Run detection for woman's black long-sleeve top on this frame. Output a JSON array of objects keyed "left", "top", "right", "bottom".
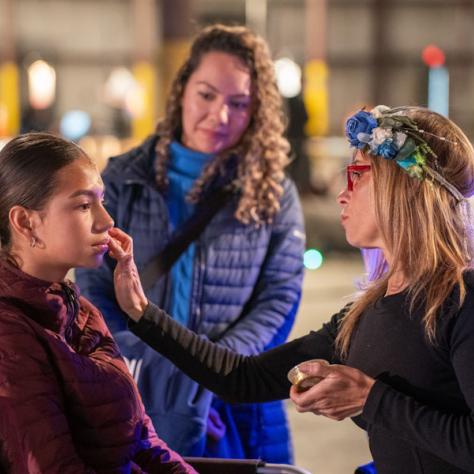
[{"left": 130, "top": 272, "right": 474, "bottom": 473}]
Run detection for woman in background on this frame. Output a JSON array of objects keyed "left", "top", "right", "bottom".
[
  {"left": 76, "top": 24, "right": 305, "bottom": 462},
  {"left": 0, "top": 133, "right": 194, "bottom": 473}
]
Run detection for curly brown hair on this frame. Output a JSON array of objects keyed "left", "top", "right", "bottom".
[{"left": 155, "top": 24, "right": 290, "bottom": 225}]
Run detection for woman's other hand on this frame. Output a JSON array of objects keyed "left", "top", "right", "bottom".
[
  {"left": 108, "top": 227, "right": 147, "bottom": 322},
  {"left": 206, "top": 406, "right": 227, "bottom": 442},
  {"left": 289, "top": 361, "right": 375, "bottom": 421}
]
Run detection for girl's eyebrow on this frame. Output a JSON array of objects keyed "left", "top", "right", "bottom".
[{"left": 68, "top": 189, "right": 105, "bottom": 199}]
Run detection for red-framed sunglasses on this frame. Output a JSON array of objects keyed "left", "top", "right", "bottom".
[{"left": 346, "top": 164, "right": 371, "bottom": 191}]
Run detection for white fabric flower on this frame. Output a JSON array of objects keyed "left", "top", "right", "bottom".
[
  {"left": 357, "top": 132, "right": 371, "bottom": 144},
  {"left": 368, "top": 127, "right": 393, "bottom": 153},
  {"left": 371, "top": 105, "right": 391, "bottom": 119},
  {"left": 394, "top": 132, "right": 408, "bottom": 149},
  {"left": 371, "top": 127, "right": 393, "bottom": 145}
]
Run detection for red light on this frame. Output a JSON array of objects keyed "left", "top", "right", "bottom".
[{"left": 422, "top": 44, "right": 445, "bottom": 68}]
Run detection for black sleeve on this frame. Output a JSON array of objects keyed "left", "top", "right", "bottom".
[{"left": 129, "top": 302, "right": 346, "bottom": 403}]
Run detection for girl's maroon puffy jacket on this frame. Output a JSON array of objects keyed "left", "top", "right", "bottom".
[{"left": 0, "top": 259, "right": 196, "bottom": 474}]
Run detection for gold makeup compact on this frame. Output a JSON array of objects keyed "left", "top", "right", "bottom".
[{"left": 287, "top": 359, "right": 329, "bottom": 392}]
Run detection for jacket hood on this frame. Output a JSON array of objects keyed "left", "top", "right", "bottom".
[
  {"left": 0, "top": 259, "right": 80, "bottom": 338},
  {"left": 105, "top": 135, "right": 158, "bottom": 186}
]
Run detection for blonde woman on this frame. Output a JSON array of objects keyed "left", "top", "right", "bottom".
[
  {"left": 111, "top": 106, "right": 474, "bottom": 473},
  {"left": 77, "top": 24, "right": 305, "bottom": 462}
]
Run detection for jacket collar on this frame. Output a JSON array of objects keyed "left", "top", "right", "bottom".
[
  {"left": 0, "top": 259, "right": 79, "bottom": 338},
  {"left": 114, "top": 135, "right": 158, "bottom": 186}
]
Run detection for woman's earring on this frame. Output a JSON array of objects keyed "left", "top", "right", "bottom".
[{"left": 30, "top": 236, "right": 37, "bottom": 248}]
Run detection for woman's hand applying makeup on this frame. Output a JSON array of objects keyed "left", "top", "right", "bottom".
[{"left": 107, "top": 227, "right": 148, "bottom": 322}]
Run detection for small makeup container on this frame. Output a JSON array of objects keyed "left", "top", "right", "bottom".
[{"left": 287, "top": 359, "right": 330, "bottom": 392}]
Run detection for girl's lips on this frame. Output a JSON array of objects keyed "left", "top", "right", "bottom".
[
  {"left": 92, "top": 240, "right": 110, "bottom": 253},
  {"left": 92, "top": 244, "right": 109, "bottom": 253}
]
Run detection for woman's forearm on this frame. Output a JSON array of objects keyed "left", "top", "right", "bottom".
[{"left": 129, "top": 302, "right": 319, "bottom": 402}]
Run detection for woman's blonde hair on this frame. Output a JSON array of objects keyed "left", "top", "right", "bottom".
[
  {"left": 154, "top": 24, "right": 290, "bottom": 225},
  {"left": 337, "top": 107, "right": 474, "bottom": 357}
]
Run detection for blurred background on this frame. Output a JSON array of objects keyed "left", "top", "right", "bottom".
[{"left": 1, "top": 1, "right": 473, "bottom": 472}]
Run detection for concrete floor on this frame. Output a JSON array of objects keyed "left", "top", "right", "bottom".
[{"left": 285, "top": 255, "right": 373, "bottom": 474}]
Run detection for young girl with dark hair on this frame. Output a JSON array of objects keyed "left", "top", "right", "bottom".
[{"left": 0, "top": 133, "right": 194, "bottom": 473}]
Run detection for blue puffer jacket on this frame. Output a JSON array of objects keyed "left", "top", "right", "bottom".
[{"left": 76, "top": 136, "right": 305, "bottom": 463}]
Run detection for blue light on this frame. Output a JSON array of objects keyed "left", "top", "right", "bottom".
[
  {"left": 60, "top": 109, "right": 91, "bottom": 141},
  {"left": 304, "top": 249, "right": 324, "bottom": 270},
  {"left": 428, "top": 66, "right": 449, "bottom": 117}
]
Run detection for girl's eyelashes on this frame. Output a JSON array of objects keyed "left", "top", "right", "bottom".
[
  {"left": 76, "top": 197, "right": 106, "bottom": 211},
  {"left": 79, "top": 202, "right": 92, "bottom": 211},
  {"left": 78, "top": 202, "right": 92, "bottom": 211}
]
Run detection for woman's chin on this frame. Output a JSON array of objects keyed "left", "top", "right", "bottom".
[
  {"left": 345, "top": 235, "right": 361, "bottom": 249},
  {"left": 345, "top": 233, "right": 379, "bottom": 250}
]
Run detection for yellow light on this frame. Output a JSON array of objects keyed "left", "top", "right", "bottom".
[
  {"left": 0, "top": 62, "right": 20, "bottom": 135},
  {"left": 131, "top": 62, "right": 156, "bottom": 140},
  {"left": 304, "top": 60, "right": 329, "bottom": 137}
]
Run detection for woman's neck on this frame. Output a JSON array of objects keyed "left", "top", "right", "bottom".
[
  {"left": 385, "top": 269, "right": 407, "bottom": 296},
  {"left": 169, "top": 141, "right": 214, "bottom": 180},
  {"left": 382, "top": 251, "right": 407, "bottom": 296}
]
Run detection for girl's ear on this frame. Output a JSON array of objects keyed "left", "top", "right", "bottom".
[{"left": 8, "top": 206, "right": 41, "bottom": 247}]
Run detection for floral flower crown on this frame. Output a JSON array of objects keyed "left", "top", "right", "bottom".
[{"left": 345, "top": 105, "right": 464, "bottom": 202}]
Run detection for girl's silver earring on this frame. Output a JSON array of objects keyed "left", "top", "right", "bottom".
[{"left": 30, "top": 236, "right": 37, "bottom": 248}]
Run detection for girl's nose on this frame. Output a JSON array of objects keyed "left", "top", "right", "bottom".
[{"left": 96, "top": 206, "right": 114, "bottom": 232}]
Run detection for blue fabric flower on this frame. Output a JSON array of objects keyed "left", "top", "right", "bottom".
[
  {"left": 345, "top": 111, "right": 378, "bottom": 149},
  {"left": 376, "top": 139, "right": 398, "bottom": 159}
]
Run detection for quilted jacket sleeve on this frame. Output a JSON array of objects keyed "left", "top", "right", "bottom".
[
  {"left": 216, "top": 178, "right": 305, "bottom": 355},
  {"left": 75, "top": 159, "right": 129, "bottom": 335},
  {"left": 133, "top": 413, "right": 197, "bottom": 473},
  {"left": 0, "top": 311, "right": 93, "bottom": 473}
]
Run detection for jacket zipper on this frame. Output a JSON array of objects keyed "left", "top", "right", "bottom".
[
  {"left": 189, "top": 241, "right": 204, "bottom": 332},
  {"left": 61, "top": 283, "right": 78, "bottom": 341}
]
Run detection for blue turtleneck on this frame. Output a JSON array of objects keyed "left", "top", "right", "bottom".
[{"left": 166, "top": 141, "right": 213, "bottom": 326}]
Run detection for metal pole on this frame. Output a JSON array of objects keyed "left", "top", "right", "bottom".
[
  {"left": 245, "top": 0, "right": 267, "bottom": 37},
  {"left": 304, "top": 0, "right": 328, "bottom": 136},
  {"left": 305, "top": 0, "right": 326, "bottom": 62},
  {"left": 131, "top": 0, "right": 160, "bottom": 139},
  {"left": 160, "top": 0, "right": 193, "bottom": 109},
  {"left": 0, "top": 0, "right": 15, "bottom": 62}
]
